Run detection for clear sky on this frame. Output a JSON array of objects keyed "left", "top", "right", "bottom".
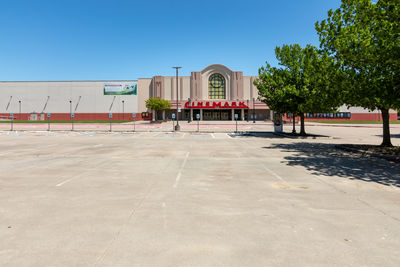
[{"left": 0, "top": 0, "right": 341, "bottom": 81}]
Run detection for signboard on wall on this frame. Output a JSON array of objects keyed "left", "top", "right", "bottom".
[
  {"left": 104, "top": 82, "right": 137, "bottom": 95},
  {"left": 185, "top": 101, "right": 249, "bottom": 109}
]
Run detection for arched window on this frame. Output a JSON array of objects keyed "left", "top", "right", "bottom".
[{"left": 209, "top": 73, "right": 225, "bottom": 99}]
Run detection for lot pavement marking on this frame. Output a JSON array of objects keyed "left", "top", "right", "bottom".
[
  {"left": 55, "top": 178, "right": 74, "bottom": 187},
  {"left": 210, "top": 133, "right": 215, "bottom": 139},
  {"left": 55, "top": 173, "right": 83, "bottom": 187},
  {"left": 173, "top": 151, "right": 190, "bottom": 188},
  {"left": 262, "top": 165, "right": 289, "bottom": 184},
  {"left": 232, "top": 138, "right": 292, "bottom": 185},
  {"left": 41, "top": 143, "right": 59, "bottom": 148}
]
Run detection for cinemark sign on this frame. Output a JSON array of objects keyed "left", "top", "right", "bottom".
[{"left": 185, "top": 101, "right": 249, "bottom": 109}]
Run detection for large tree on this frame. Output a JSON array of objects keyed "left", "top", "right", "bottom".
[
  {"left": 255, "top": 44, "right": 341, "bottom": 135},
  {"left": 315, "top": 0, "right": 400, "bottom": 146}
]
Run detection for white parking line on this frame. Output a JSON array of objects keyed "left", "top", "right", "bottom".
[
  {"left": 55, "top": 173, "right": 82, "bottom": 187},
  {"left": 226, "top": 133, "right": 233, "bottom": 139},
  {"left": 44, "top": 144, "right": 58, "bottom": 147},
  {"left": 210, "top": 133, "right": 215, "bottom": 139},
  {"left": 263, "top": 166, "right": 288, "bottom": 183},
  {"left": 93, "top": 144, "right": 103, "bottom": 148},
  {"left": 56, "top": 178, "right": 74, "bottom": 187},
  {"left": 173, "top": 152, "right": 190, "bottom": 188}
]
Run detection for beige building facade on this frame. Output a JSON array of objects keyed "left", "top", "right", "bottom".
[{"left": 140, "top": 64, "right": 270, "bottom": 121}]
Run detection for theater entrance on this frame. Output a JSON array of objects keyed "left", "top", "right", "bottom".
[{"left": 203, "top": 110, "right": 231, "bottom": 121}]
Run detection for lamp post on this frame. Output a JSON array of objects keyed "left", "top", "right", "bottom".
[
  {"left": 122, "top": 100, "right": 125, "bottom": 120},
  {"left": 69, "top": 100, "right": 73, "bottom": 131},
  {"left": 18, "top": 101, "right": 21, "bottom": 120},
  {"left": 172, "top": 66, "right": 182, "bottom": 131}
]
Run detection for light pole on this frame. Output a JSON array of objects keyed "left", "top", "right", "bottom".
[
  {"left": 122, "top": 100, "right": 125, "bottom": 120},
  {"left": 69, "top": 100, "right": 72, "bottom": 116},
  {"left": 69, "top": 100, "right": 73, "bottom": 131},
  {"left": 172, "top": 66, "right": 182, "bottom": 131},
  {"left": 18, "top": 101, "right": 21, "bottom": 120}
]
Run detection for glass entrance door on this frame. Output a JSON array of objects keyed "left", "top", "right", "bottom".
[
  {"left": 212, "top": 111, "right": 221, "bottom": 120},
  {"left": 198, "top": 109, "right": 234, "bottom": 120},
  {"left": 221, "top": 111, "right": 229, "bottom": 120},
  {"left": 203, "top": 110, "right": 212, "bottom": 120}
]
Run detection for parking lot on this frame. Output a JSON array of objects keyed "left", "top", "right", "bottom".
[{"left": 0, "top": 126, "right": 399, "bottom": 266}]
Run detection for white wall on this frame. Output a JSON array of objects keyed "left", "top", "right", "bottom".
[{"left": 0, "top": 81, "right": 138, "bottom": 114}]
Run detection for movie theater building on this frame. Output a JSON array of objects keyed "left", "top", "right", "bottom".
[{"left": 141, "top": 64, "right": 270, "bottom": 121}]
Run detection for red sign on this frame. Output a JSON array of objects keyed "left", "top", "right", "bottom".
[{"left": 185, "top": 101, "right": 248, "bottom": 109}]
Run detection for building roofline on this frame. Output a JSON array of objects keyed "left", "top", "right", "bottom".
[
  {"left": 0, "top": 80, "right": 138, "bottom": 83},
  {"left": 201, "top": 64, "right": 233, "bottom": 73}
]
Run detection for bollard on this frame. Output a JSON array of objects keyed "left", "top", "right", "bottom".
[
  {"left": 109, "top": 113, "right": 112, "bottom": 132},
  {"left": 172, "top": 113, "right": 176, "bottom": 132},
  {"left": 71, "top": 113, "right": 75, "bottom": 131},
  {"left": 196, "top": 113, "right": 200, "bottom": 132},
  {"left": 10, "top": 113, "right": 14, "bottom": 131},
  {"left": 235, "top": 114, "right": 238, "bottom": 133},
  {"left": 47, "top": 113, "right": 51, "bottom": 131}
]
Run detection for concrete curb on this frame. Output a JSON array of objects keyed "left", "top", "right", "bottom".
[{"left": 272, "top": 132, "right": 330, "bottom": 139}]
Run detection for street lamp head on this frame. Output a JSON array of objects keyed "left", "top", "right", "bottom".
[{"left": 172, "top": 66, "right": 182, "bottom": 69}]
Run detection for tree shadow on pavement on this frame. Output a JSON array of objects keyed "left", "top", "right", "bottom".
[
  {"left": 376, "top": 134, "right": 400, "bottom": 139},
  {"left": 264, "top": 142, "right": 400, "bottom": 187},
  {"left": 229, "top": 132, "right": 284, "bottom": 139},
  {"left": 231, "top": 132, "right": 330, "bottom": 139}
]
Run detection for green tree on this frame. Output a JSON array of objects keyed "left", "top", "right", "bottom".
[
  {"left": 316, "top": 0, "right": 400, "bottom": 146},
  {"left": 255, "top": 44, "right": 341, "bottom": 135},
  {"left": 145, "top": 97, "right": 171, "bottom": 120}
]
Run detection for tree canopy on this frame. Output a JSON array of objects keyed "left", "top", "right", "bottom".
[
  {"left": 255, "top": 44, "right": 341, "bottom": 135},
  {"left": 145, "top": 97, "right": 171, "bottom": 120},
  {"left": 315, "top": 0, "right": 400, "bottom": 146}
]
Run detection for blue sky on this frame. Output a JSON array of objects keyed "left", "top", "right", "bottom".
[{"left": 0, "top": 0, "right": 341, "bottom": 80}]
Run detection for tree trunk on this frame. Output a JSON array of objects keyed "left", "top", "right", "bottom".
[
  {"left": 153, "top": 110, "right": 157, "bottom": 121},
  {"left": 300, "top": 113, "right": 306, "bottom": 136},
  {"left": 380, "top": 108, "right": 392, "bottom": 147},
  {"left": 292, "top": 114, "right": 296, "bottom": 134}
]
